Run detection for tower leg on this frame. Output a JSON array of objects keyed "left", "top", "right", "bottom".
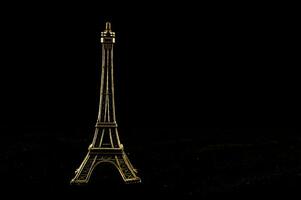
[
  {"left": 114, "top": 153, "right": 141, "bottom": 183},
  {"left": 71, "top": 153, "right": 97, "bottom": 185}
]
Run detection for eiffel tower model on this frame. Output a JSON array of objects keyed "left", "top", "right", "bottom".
[{"left": 70, "top": 22, "right": 141, "bottom": 184}]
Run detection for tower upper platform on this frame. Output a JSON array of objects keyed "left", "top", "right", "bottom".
[{"left": 101, "top": 22, "right": 115, "bottom": 44}]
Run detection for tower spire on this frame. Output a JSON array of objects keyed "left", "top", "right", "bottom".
[{"left": 105, "top": 22, "right": 111, "bottom": 32}]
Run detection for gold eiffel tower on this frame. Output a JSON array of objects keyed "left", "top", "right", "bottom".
[{"left": 71, "top": 22, "right": 141, "bottom": 184}]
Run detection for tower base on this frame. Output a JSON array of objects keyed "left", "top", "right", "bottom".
[{"left": 70, "top": 147, "right": 141, "bottom": 184}]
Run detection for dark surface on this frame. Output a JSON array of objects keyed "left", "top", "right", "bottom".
[
  {"left": 1, "top": 2, "right": 300, "bottom": 199},
  {"left": 1, "top": 129, "right": 301, "bottom": 199}
]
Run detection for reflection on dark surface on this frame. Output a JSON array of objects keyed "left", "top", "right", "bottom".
[{"left": 1, "top": 128, "right": 300, "bottom": 198}]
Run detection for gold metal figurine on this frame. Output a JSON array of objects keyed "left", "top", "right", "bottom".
[{"left": 70, "top": 22, "right": 141, "bottom": 184}]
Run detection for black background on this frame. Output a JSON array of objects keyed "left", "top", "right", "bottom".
[{"left": 1, "top": 2, "right": 300, "bottom": 199}]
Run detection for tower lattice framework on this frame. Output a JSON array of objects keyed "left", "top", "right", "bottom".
[{"left": 70, "top": 22, "right": 141, "bottom": 184}]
